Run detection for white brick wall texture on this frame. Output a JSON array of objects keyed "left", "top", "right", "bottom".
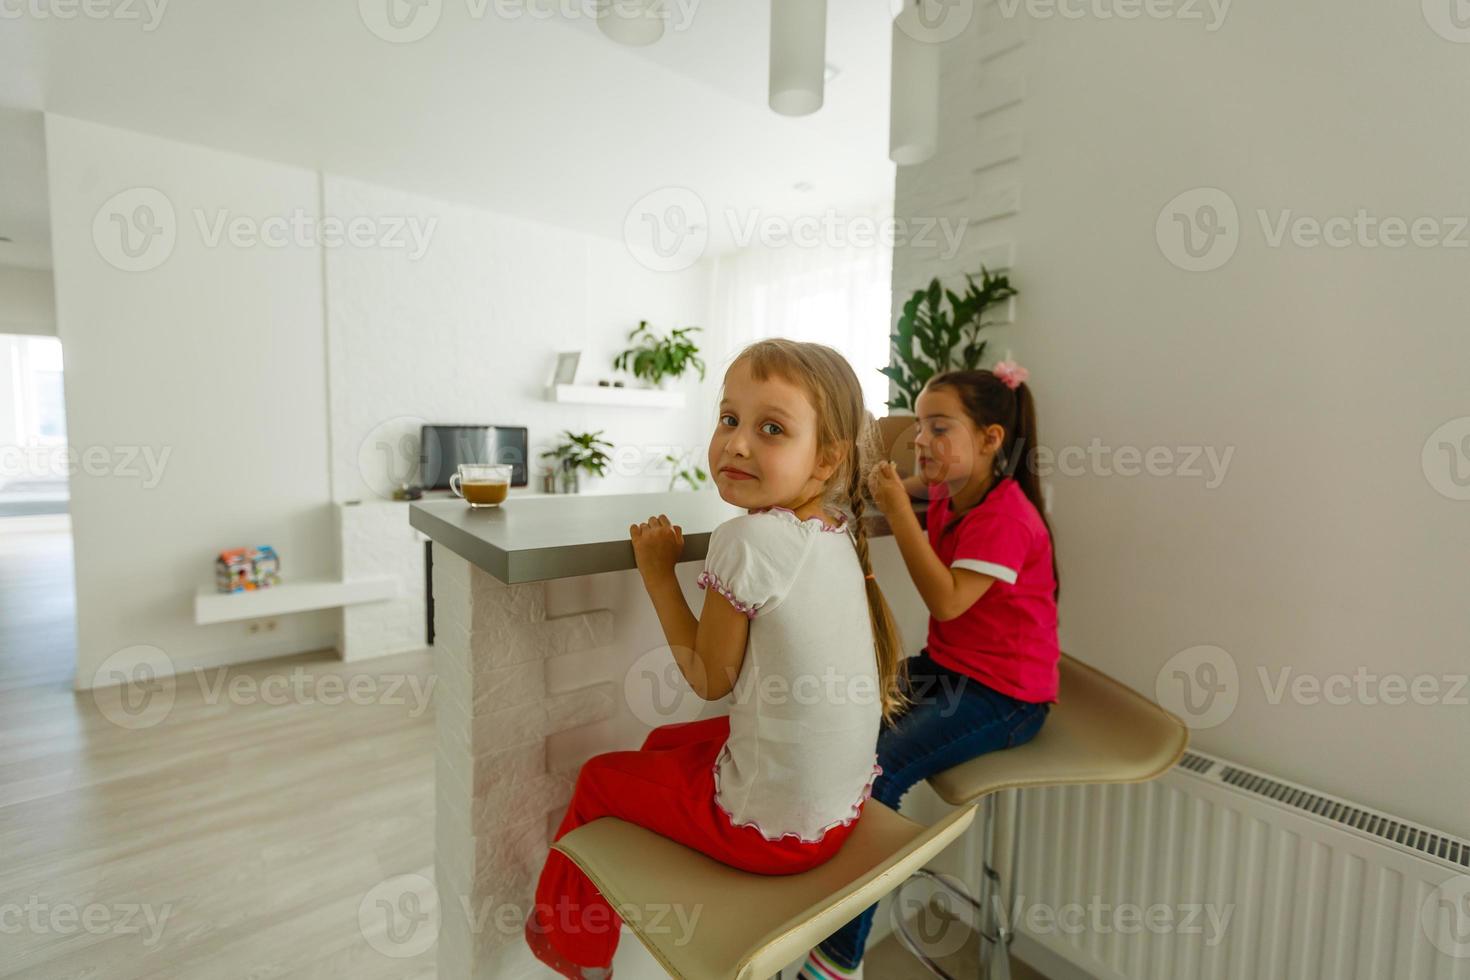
[
  {"left": 430, "top": 542, "right": 617, "bottom": 977},
  {"left": 892, "top": 0, "right": 1027, "bottom": 346}
]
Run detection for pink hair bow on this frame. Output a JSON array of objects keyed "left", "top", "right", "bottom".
[{"left": 992, "top": 359, "right": 1029, "bottom": 390}]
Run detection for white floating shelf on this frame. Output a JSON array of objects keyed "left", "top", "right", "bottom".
[
  {"left": 547, "top": 384, "right": 686, "bottom": 409},
  {"left": 194, "top": 578, "right": 399, "bottom": 626}
]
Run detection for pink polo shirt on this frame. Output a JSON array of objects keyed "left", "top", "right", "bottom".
[{"left": 924, "top": 477, "right": 1060, "bottom": 703}]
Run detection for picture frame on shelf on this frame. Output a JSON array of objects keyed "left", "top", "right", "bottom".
[{"left": 551, "top": 351, "right": 581, "bottom": 386}]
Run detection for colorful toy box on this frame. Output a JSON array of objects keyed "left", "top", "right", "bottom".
[{"left": 216, "top": 546, "right": 282, "bottom": 593}]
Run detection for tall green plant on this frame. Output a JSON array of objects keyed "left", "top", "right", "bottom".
[
  {"left": 880, "top": 266, "right": 1017, "bottom": 411},
  {"left": 613, "top": 321, "right": 706, "bottom": 386}
]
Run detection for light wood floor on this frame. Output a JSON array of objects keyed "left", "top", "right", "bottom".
[{"left": 0, "top": 516, "right": 1044, "bottom": 980}]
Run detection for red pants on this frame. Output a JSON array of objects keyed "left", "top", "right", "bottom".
[{"left": 526, "top": 714, "right": 860, "bottom": 974}]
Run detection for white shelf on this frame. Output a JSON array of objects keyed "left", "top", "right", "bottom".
[
  {"left": 547, "top": 384, "right": 685, "bottom": 409},
  {"left": 194, "top": 577, "right": 399, "bottom": 626}
]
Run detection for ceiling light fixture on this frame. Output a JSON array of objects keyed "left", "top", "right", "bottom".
[
  {"left": 889, "top": 0, "right": 939, "bottom": 165},
  {"left": 768, "top": 0, "right": 827, "bottom": 116},
  {"left": 598, "top": 0, "right": 664, "bottom": 46}
]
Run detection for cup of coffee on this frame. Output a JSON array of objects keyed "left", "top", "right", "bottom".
[{"left": 450, "top": 463, "right": 512, "bottom": 508}]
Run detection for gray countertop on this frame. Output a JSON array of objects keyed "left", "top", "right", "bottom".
[
  {"left": 409, "top": 490, "right": 913, "bottom": 584},
  {"left": 409, "top": 491, "right": 745, "bottom": 584}
]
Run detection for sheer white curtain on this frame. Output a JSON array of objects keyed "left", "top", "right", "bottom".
[{"left": 701, "top": 206, "right": 894, "bottom": 418}]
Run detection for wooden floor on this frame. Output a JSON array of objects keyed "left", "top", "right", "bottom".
[
  {"left": 1, "top": 515, "right": 438, "bottom": 980},
  {"left": 0, "top": 516, "right": 1046, "bottom": 980}
]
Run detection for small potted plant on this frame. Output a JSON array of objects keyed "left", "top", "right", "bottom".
[
  {"left": 540, "top": 430, "right": 613, "bottom": 494},
  {"left": 613, "top": 321, "right": 706, "bottom": 389},
  {"left": 662, "top": 452, "right": 709, "bottom": 492}
]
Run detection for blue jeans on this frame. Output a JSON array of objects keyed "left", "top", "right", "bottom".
[{"left": 816, "top": 648, "right": 1051, "bottom": 970}]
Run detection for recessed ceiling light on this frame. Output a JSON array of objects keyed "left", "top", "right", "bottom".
[{"left": 824, "top": 64, "right": 841, "bottom": 82}]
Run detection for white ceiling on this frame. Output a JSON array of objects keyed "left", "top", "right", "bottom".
[{"left": 0, "top": 1, "right": 897, "bottom": 264}]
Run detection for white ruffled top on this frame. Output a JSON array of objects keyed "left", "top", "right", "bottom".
[{"left": 695, "top": 506, "right": 883, "bottom": 844}]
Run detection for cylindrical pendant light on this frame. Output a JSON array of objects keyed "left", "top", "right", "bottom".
[
  {"left": 890, "top": 0, "right": 939, "bottom": 165},
  {"left": 769, "top": 0, "right": 827, "bottom": 116},
  {"left": 599, "top": 0, "right": 664, "bottom": 46}
]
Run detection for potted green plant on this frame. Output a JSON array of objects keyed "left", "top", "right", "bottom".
[
  {"left": 662, "top": 452, "right": 709, "bottom": 492},
  {"left": 879, "top": 265, "right": 1018, "bottom": 411},
  {"left": 613, "top": 321, "right": 706, "bottom": 389},
  {"left": 540, "top": 430, "right": 613, "bottom": 494}
]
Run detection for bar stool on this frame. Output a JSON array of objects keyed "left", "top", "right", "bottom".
[
  {"left": 550, "top": 795, "right": 977, "bottom": 979},
  {"left": 892, "top": 652, "right": 1188, "bottom": 979},
  {"left": 551, "top": 652, "right": 1185, "bottom": 980}
]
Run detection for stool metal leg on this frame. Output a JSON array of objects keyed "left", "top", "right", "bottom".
[
  {"left": 893, "top": 792, "right": 1021, "bottom": 980},
  {"left": 979, "top": 790, "right": 1017, "bottom": 980}
]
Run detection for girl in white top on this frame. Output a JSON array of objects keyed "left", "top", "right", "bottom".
[{"left": 526, "top": 339, "right": 912, "bottom": 979}]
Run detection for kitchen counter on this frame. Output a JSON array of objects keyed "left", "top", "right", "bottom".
[
  {"left": 408, "top": 489, "right": 916, "bottom": 585},
  {"left": 408, "top": 488, "right": 922, "bottom": 977}
]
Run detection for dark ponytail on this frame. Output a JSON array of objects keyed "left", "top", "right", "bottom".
[{"left": 927, "top": 369, "right": 1060, "bottom": 600}]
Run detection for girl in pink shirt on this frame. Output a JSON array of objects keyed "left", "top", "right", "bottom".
[{"left": 804, "top": 361, "right": 1059, "bottom": 980}]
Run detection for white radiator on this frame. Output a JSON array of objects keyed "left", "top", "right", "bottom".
[{"left": 1009, "top": 750, "right": 1470, "bottom": 980}]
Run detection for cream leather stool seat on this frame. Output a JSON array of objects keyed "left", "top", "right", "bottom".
[
  {"left": 894, "top": 652, "right": 1189, "bottom": 978},
  {"left": 552, "top": 653, "right": 1187, "bottom": 980},
  {"left": 930, "top": 651, "right": 1188, "bottom": 807},
  {"left": 551, "top": 796, "right": 977, "bottom": 980}
]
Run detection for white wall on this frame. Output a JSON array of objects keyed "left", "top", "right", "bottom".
[
  {"left": 0, "top": 265, "right": 56, "bottom": 336},
  {"left": 46, "top": 117, "right": 714, "bottom": 687},
  {"left": 897, "top": 1, "right": 1469, "bottom": 837},
  {"left": 324, "top": 174, "right": 711, "bottom": 503},
  {"left": 46, "top": 114, "right": 339, "bottom": 687}
]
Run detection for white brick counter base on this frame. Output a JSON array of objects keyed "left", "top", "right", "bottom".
[{"left": 431, "top": 542, "right": 617, "bottom": 978}]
